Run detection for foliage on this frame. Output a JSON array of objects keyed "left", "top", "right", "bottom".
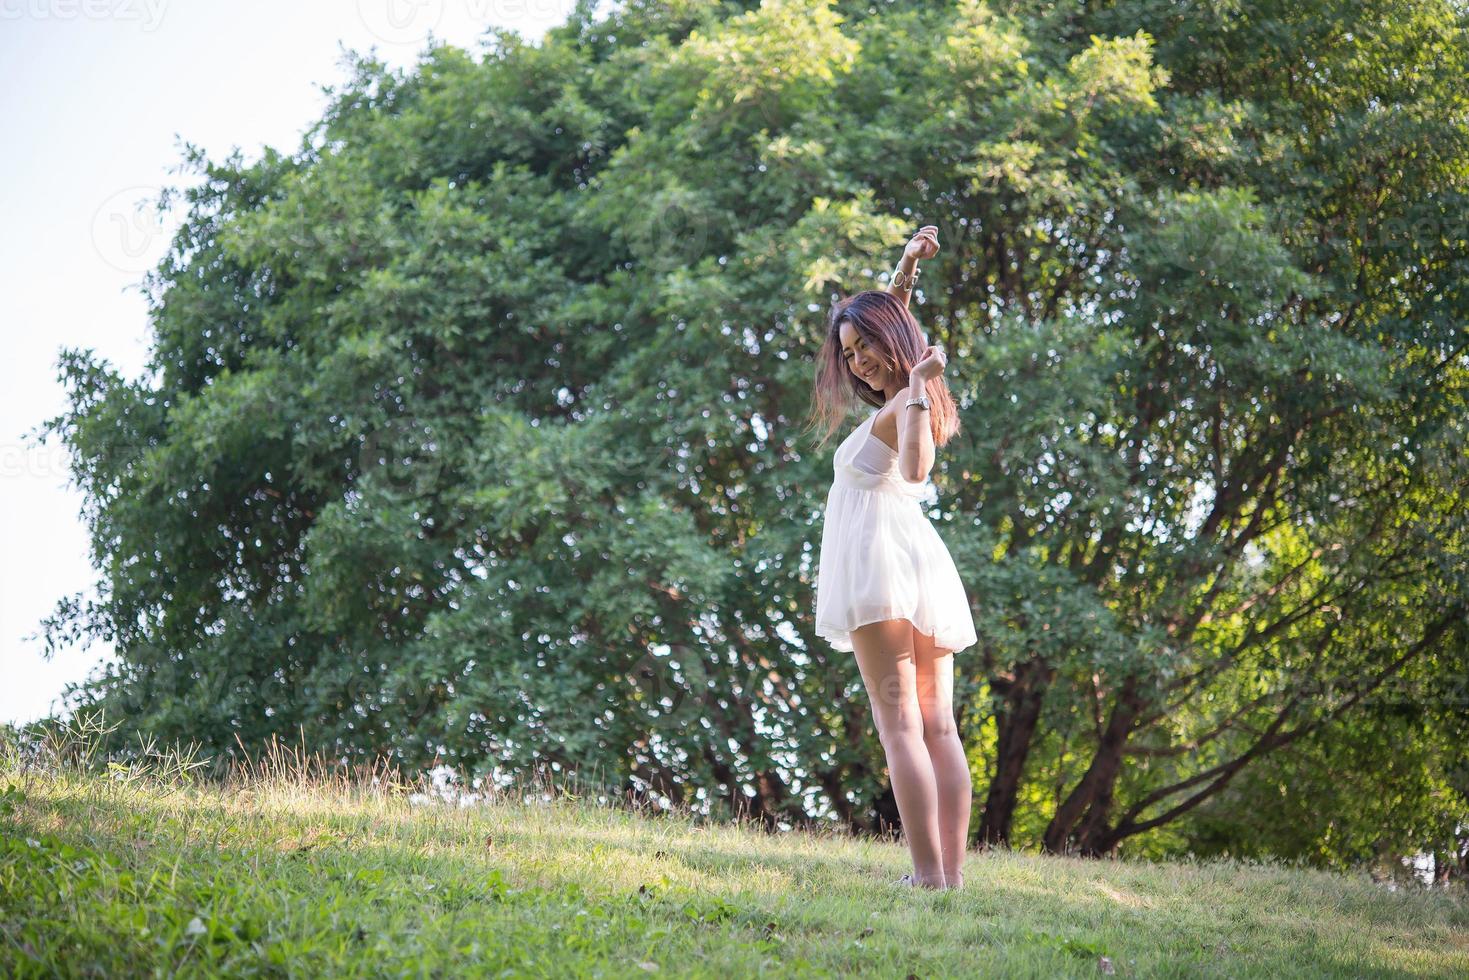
[{"left": 30, "top": 0, "right": 1469, "bottom": 870}]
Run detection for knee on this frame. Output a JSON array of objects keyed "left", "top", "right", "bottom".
[
  {"left": 876, "top": 709, "right": 926, "bottom": 745},
  {"left": 921, "top": 711, "right": 958, "bottom": 742}
]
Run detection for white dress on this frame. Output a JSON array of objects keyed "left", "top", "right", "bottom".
[{"left": 814, "top": 408, "right": 978, "bottom": 654}]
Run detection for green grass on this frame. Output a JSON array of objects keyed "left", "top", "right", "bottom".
[{"left": 2, "top": 720, "right": 1466, "bottom": 978}]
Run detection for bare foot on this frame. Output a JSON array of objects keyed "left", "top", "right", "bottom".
[{"left": 896, "top": 872, "right": 946, "bottom": 889}]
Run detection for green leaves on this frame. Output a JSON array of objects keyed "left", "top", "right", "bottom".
[
  {"left": 674, "top": 0, "right": 859, "bottom": 123},
  {"left": 31, "top": 0, "right": 1469, "bottom": 869}
]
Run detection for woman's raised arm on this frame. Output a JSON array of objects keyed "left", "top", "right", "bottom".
[{"left": 885, "top": 224, "right": 940, "bottom": 308}]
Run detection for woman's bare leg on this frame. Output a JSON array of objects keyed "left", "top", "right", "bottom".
[
  {"left": 850, "top": 618, "right": 945, "bottom": 888},
  {"left": 913, "top": 624, "right": 970, "bottom": 889}
]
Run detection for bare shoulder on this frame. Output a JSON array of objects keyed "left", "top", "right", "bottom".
[
  {"left": 872, "top": 388, "right": 911, "bottom": 448},
  {"left": 879, "top": 387, "right": 916, "bottom": 418}
]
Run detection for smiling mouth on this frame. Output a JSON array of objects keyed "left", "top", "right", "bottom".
[{"left": 861, "top": 368, "right": 878, "bottom": 382}]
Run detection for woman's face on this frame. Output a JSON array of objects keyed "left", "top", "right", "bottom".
[{"left": 839, "top": 321, "right": 886, "bottom": 390}]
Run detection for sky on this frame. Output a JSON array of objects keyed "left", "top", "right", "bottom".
[{"left": 0, "top": 0, "right": 589, "bottom": 726}]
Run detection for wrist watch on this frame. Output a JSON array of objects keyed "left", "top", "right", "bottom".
[{"left": 905, "top": 393, "right": 931, "bottom": 411}]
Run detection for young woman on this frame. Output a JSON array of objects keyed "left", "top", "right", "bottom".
[{"left": 806, "top": 225, "right": 978, "bottom": 891}]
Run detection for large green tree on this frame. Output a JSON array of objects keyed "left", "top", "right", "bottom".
[{"left": 34, "top": 0, "right": 1469, "bottom": 866}]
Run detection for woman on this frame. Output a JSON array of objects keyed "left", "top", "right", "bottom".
[{"left": 806, "top": 225, "right": 978, "bottom": 891}]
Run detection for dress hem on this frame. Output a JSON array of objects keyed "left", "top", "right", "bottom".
[{"left": 815, "top": 611, "right": 976, "bottom": 655}]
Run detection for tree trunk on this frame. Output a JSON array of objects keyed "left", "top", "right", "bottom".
[
  {"left": 1042, "top": 678, "right": 1141, "bottom": 853},
  {"left": 978, "top": 657, "right": 1052, "bottom": 847}
]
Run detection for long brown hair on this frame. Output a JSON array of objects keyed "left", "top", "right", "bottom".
[{"left": 802, "top": 290, "right": 961, "bottom": 452}]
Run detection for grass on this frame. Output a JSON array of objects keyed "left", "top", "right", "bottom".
[{"left": 2, "top": 717, "right": 1467, "bottom": 978}]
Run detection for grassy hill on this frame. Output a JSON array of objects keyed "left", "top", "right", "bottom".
[{"left": 3, "top": 724, "right": 1466, "bottom": 978}]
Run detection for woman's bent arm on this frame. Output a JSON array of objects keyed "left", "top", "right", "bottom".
[
  {"left": 886, "top": 252, "right": 920, "bottom": 308},
  {"left": 885, "top": 225, "right": 939, "bottom": 309}
]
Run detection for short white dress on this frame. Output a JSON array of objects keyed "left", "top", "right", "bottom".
[{"left": 814, "top": 408, "right": 978, "bottom": 654}]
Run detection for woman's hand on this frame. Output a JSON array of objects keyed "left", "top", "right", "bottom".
[
  {"left": 910, "top": 344, "right": 947, "bottom": 387},
  {"left": 903, "top": 225, "right": 941, "bottom": 263},
  {"left": 889, "top": 225, "right": 940, "bottom": 306}
]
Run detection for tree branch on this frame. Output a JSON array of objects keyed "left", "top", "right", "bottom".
[{"left": 1112, "top": 611, "right": 1460, "bottom": 840}]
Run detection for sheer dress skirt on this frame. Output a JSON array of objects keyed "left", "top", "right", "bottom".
[{"left": 813, "top": 411, "right": 978, "bottom": 654}]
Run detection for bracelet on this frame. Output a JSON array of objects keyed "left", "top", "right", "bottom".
[{"left": 892, "top": 266, "right": 921, "bottom": 291}]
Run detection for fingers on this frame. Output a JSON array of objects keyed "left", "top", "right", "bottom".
[
  {"left": 919, "top": 344, "right": 947, "bottom": 371},
  {"left": 916, "top": 346, "right": 946, "bottom": 369},
  {"left": 914, "top": 225, "right": 940, "bottom": 257}
]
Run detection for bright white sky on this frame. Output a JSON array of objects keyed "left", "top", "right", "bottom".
[{"left": 0, "top": 0, "right": 587, "bottom": 725}]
